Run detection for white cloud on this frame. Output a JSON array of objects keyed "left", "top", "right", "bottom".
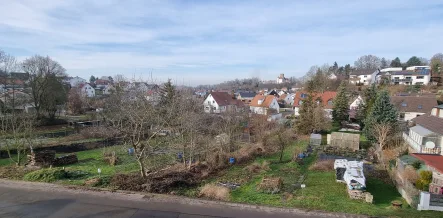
[{"left": 1, "top": 0, "right": 443, "bottom": 85}]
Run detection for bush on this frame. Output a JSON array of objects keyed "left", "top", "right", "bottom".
[
  {"left": 411, "top": 161, "right": 422, "bottom": 170},
  {"left": 415, "top": 171, "right": 432, "bottom": 191},
  {"left": 244, "top": 161, "right": 270, "bottom": 173},
  {"left": 199, "top": 184, "right": 230, "bottom": 201},
  {"left": 309, "top": 160, "right": 334, "bottom": 172},
  {"left": 401, "top": 166, "right": 419, "bottom": 183},
  {"left": 23, "top": 168, "right": 67, "bottom": 182}
]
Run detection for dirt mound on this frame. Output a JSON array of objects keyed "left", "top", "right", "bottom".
[
  {"left": 110, "top": 173, "right": 146, "bottom": 191},
  {"left": 146, "top": 171, "right": 199, "bottom": 193}
]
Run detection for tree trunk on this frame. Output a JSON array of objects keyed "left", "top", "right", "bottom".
[
  {"left": 137, "top": 158, "right": 146, "bottom": 178},
  {"left": 279, "top": 146, "right": 284, "bottom": 162}
]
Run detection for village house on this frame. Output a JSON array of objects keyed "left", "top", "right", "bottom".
[
  {"left": 79, "top": 83, "right": 95, "bottom": 98},
  {"left": 293, "top": 91, "right": 337, "bottom": 118},
  {"left": 203, "top": 92, "right": 244, "bottom": 114},
  {"left": 391, "top": 95, "right": 437, "bottom": 121},
  {"left": 403, "top": 105, "right": 443, "bottom": 155},
  {"left": 69, "top": 76, "right": 86, "bottom": 88},
  {"left": 278, "top": 93, "right": 293, "bottom": 106},
  {"left": 349, "top": 70, "right": 378, "bottom": 85},
  {"left": 348, "top": 95, "right": 363, "bottom": 120},
  {"left": 95, "top": 79, "right": 110, "bottom": 89},
  {"left": 375, "top": 67, "right": 431, "bottom": 85},
  {"left": 237, "top": 92, "right": 256, "bottom": 104},
  {"left": 249, "top": 95, "right": 280, "bottom": 116},
  {"left": 103, "top": 85, "right": 115, "bottom": 95}
]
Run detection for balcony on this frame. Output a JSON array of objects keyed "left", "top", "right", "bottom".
[
  {"left": 392, "top": 78, "right": 412, "bottom": 82},
  {"left": 403, "top": 132, "right": 441, "bottom": 154}
]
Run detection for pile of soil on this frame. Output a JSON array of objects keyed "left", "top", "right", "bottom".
[
  {"left": 146, "top": 171, "right": 199, "bottom": 193},
  {"left": 110, "top": 173, "right": 146, "bottom": 191}
]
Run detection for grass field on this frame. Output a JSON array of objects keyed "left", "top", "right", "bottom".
[
  {"left": 1, "top": 139, "right": 442, "bottom": 217},
  {"left": 179, "top": 140, "right": 442, "bottom": 217}
]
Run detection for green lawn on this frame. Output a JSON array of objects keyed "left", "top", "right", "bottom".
[
  {"left": 58, "top": 145, "right": 139, "bottom": 185},
  {"left": 184, "top": 140, "right": 442, "bottom": 217},
  {"left": 0, "top": 145, "right": 139, "bottom": 185}
]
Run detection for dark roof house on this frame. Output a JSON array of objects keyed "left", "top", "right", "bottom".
[{"left": 391, "top": 95, "right": 437, "bottom": 113}]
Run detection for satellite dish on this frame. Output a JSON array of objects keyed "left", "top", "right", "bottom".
[{"left": 425, "top": 141, "right": 436, "bottom": 149}]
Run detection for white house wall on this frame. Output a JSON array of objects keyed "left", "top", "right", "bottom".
[
  {"left": 391, "top": 75, "right": 430, "bottom": 85},
  {"left": 203, "top": 95, "right": 226, "bottom": 113},
  {"left": 350, "top": 96, "right": 363, "bottom": 110}
]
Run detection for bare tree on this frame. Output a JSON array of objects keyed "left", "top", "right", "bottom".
[
  {"left": 372, "top": 123, "right": 392, "bottom": 167},
  {"left": 354, "top": 55, "right": 381, "bottom": 70},
  {"left": 67, "top": 88, "right": 85, "bottom": 115},
  {"left": 0, "top": 113, "right": 37, "bottom": 166},
  {"left": 22, "top": 55, "right": 67, "bottom": 118},
  {"left": 275, "top": 127, "right": 295, "bottom": 162},
  {"left": 104, "top": 89, "right": 171, "bottom": 178}
]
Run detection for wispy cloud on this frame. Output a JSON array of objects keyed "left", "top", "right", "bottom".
[{"left": 1, "top": 0, "right": 443, "bottom": 84}]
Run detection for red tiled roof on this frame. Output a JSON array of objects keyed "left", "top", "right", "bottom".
[
  {"left": 293, "top": 91, "right": 337, "bottom": 109},
  {"left": 95, "top": 79, "right": 109, "bottom": 85},
  {"left": 210, "top": 92, "right": 244, "bottom": 107},
  {"left": 250, "top": 95, "right": 276, "bottom": 108},
  {"left": 411, "top": 153, "right": 443, "bottom": 174}
]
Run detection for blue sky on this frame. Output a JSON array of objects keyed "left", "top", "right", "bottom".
[{"left": 1, "top": 0, "right": 443, "bottom": 85}]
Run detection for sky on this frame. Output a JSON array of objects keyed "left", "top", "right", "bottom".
[{"left": 1, "top": 0, "right": 443, "bottom": 85}]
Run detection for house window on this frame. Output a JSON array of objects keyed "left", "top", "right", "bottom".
[
  {"left": 401, "top": 103, "right": 407, "bottom": 107},
  {"left": 364, "top": 75, "right": 367, "bottom": 78},
  {"left": 327, "top": 99, "right": 333, "bottom": 105},
  {"left": 212, "top": 100, "right": 215, "bottom": 104},
  {"left": 301, "top": 93, "right": 307, "bottom": 98},
  {"left": 417, "top": 76, "right": 424, "bottom": 79},
  {"left": 418, "top": 105, "right": 423, "bottom": 109},
  {"left": 363, "top": 80, "right": 366, "bottom": 82}
]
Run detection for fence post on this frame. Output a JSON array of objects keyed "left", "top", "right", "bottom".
[{"left": 417, "top": 191, "right": 430, "bottom": 211}]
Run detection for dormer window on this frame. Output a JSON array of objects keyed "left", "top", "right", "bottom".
[
  {"left": 418, "top": 105, "right": 423, "bottom": 109},
  {"left": 301, "top": 93, "right": 307, "bottom": 98},
  {"left": 327, "top": 99, "right": 333, "bottom": 105},
  {"left": 401, "top": 103, "right": 407, "bottom": 107}
]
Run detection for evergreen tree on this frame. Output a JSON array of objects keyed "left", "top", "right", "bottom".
[
  {"left": 363, "top": 90, "right": 398, "bottom": 141},
  {"left": 332, "top": 81, "right": 349, "bottom": 125},
  {"left": 108, "top": 76, "right": 114, "bottom": 83},
  {"left": 355, "top": 84, "right": 377, "bottom": 128},
  {"left": 89, "top": 75, "right": 96, "bottom": 84},
  {"left": 390, "top": 57, "right": 402, "bottom": 67},
  {"left": 344, "top": 64, "right": 352, "bottom": 75},
  {"left": 406, "top": 56, "right": 422, "bottom": 67},
  {"left": 159, "top": 79, "right": 176, "bottom": 106}
]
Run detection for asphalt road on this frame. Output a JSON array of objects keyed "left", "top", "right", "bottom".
[{"left": 0, "top": 181, "right": 345, "bottom": 218}]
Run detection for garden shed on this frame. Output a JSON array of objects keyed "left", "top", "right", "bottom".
[
  {"left": 330, "top": 132, "right": 360, "bottom": 151},
  {"left": 310, "top": 134, "right": 322, "bottom": 146}
]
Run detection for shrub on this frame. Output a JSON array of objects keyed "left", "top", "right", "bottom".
[
  {"left": 244, "top": 161, "right": 270, "bottom": 173},
  {"left": 415, "top": 171, "right": 432, "bottom": 191},
  {"left": 411, "top": 160, "right": 422, "bottom": 170},
  {"left": 199, "top": 184, "right": 230, "bottom": 201},
  {"left": 23, "top": 168, "right": 67, "bottom": 182},
  {"left": 401, "top": 166, "right": 419, "bottom": 183},
  {"left": 309, "top": 160, "right": 334, "bottom": 172}
]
